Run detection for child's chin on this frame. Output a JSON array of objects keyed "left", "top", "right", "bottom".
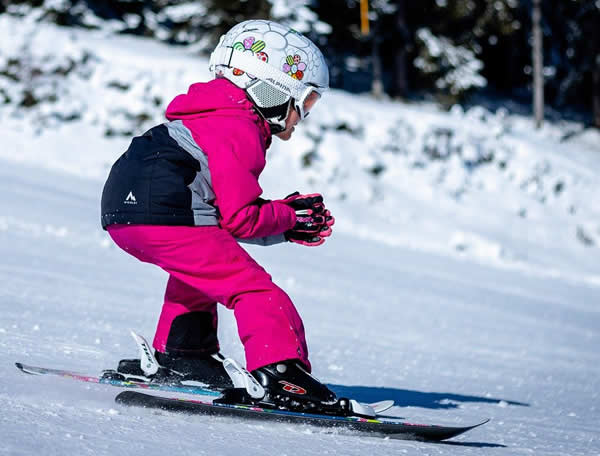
[{"left": 276, "top": 131, "right": 293, "bottom": 141}]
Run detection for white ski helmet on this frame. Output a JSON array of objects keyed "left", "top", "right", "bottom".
[{"left": 209, "top": 20, "right": 329, "bottom": 132}]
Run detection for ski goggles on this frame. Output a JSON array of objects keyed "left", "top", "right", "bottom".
[{"left": 293, "top": 86, "right": 322, "bottom": 120}]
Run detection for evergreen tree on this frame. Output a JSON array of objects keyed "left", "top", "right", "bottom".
[
  {"left": 543, "top": 0, "right": 599, "bottom": 126},
  {"left": 1, "top": 0, "right": 597, "bottom": 125},
  {"left": 202, "top": 0, "right": 272, "bottom": 44}
]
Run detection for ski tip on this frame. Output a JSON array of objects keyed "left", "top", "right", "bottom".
[
  {"left": 15, "top": 362, "right": 33, "bottom": 375},
  {"left": 15, "top": 363, "right": 36, "bottom": 375},
  {"left": 463, "top": 418, "right": 491, "bottom": 431},
  {"left": 400, "top": 418, "right": 491, "bottom": 441}
]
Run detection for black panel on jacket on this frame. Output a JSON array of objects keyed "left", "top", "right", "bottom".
[{"left": 101, "top": 125, "right": 201, "bottom": 229}]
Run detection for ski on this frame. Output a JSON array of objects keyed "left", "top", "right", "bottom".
[
  {"left": 115, "top": 390, "right": 489, "bottom": 441},
  {"left": 15, "top": 362, "right": 222, "bottom": 397},
  {"left": 15, "top": 362, "right": 394, "bottom": 414}
]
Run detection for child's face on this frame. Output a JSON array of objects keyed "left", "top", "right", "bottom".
[{"left": 275, "top": 92, "right": 320, "bottom": 141}]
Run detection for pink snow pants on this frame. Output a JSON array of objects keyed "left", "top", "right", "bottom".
[{"left": 107, "top": 224, "right": 310, "bottom": 372}]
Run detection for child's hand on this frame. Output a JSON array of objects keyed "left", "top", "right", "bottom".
[
  {"left": 279, "top": 192, "right": 335, "bottom": 246},
  {"left": 285, "top": 225, "right": 332, "bottom": 246},
  {"left": 278, "top": 192, "right": 324, "bottom": 212}
]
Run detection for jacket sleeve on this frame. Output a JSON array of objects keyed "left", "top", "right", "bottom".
[{"left": 209, "top": 129, "right": 297, "bottom": 240}]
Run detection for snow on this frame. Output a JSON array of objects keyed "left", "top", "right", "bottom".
[{"left": 1, "top": 15, "right": 599, "bottom": 455}]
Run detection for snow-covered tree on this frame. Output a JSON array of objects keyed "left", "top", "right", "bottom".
[{"left": 414, "top": 27, "right": 486, "bottom": 97}]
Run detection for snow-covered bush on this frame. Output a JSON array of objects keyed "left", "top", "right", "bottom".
[
  {"left": 0, "top": 15, "right": 186, "bottom": 137},
  {"left": 0, "top": 18, "right": 93, "bottom": 129}
]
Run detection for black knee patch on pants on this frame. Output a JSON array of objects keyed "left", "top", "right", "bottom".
[{"left": 165, "top": 311, "right": 219, "bottom": 356}]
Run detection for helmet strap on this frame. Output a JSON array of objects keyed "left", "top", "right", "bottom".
[{"left": 251, "top": 98, "right": 292, "bottom": 134}]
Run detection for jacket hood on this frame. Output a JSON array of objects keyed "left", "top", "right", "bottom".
[{"left": 165, "top": 78, "right": 272, "bottom": 146}]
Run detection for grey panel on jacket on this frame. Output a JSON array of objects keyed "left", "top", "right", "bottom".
[
  {"left": 165, "top": 120, "right": 219, "bottom": 226},
  {"left": 166, "top": 120, "right": 287, "bottom": 246},
  {"left": 237, "top": 234, "right": 287, "bottom": 246}
]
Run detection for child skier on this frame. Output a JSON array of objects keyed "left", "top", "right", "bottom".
[{"left": 101, "top": 20, "right": 338, "bottom": 411}]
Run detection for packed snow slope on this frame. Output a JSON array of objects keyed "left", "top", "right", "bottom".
[{"left": 1, "top": 15, "right": 599, "bottom": 456}]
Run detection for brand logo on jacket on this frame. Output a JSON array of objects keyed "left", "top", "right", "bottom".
[{"left": 124, "top": 191, "right": 137, "bottom": 205}]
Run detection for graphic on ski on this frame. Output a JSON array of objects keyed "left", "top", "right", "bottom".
[
  {"left": 15, "top": 362, "right": 221, "bottom": 397},
  {"left": 115, "top": 391, "right": 489, "bottom": 441}
]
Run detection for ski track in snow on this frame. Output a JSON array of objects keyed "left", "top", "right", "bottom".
[{"left": 0, "top": 158, "right": 599, "bottom": 455}]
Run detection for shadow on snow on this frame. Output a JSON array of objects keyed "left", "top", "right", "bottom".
[
  {"left": 437, "top": 441, "right": 508, "bottom": 448},
  {"left": 328, "top": 384, "right": 529, "bottom": 410}
]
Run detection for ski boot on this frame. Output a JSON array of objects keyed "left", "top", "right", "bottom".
[
  {"left": 113, "top": 352, "right": 234, "bottom": 390},
  {"left": 112, "top": 312, "right": 233, "bottom": 389},
  {"left": 252, "top": 360, "right": 337, "bottom": 408},
  {"left": 102, "top": 327, "right": 234, "bottom": 390},
  {"left": 215, "top": 360, "right": 373, "bottom": 417}
]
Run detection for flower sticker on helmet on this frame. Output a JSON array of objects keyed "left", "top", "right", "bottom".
[
  {"left": 231, "top": 37, "right": 268, "bottom": 76},
  {"left": 283, "top": 54, "right": 307, "bottom": 80},
  {"left": 243, "top": 37, "right": 254, "bottom": 50},
  {"left": 256, "top": 51, "right": 269, "bottom": 63}
]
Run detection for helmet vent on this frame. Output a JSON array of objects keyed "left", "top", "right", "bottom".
[{"left": 247, "top": 81, "right": 290, "bottom": 108}]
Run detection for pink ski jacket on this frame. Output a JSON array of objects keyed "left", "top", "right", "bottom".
[
  {"left": 102, "top": 78, "right": 296, "bottom": 241},
  {"left": 166, "top": 79, "right": 296, "bottom": 240}
]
